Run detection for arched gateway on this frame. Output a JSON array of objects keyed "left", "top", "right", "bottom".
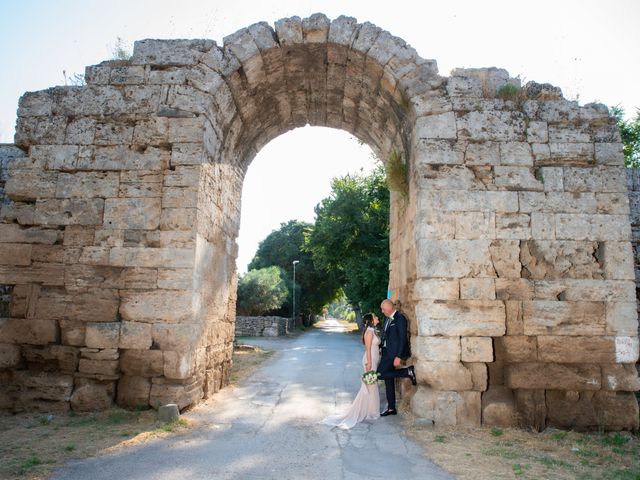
[{"left": 0, "top": 14, "right": 638, "bottom": 430}]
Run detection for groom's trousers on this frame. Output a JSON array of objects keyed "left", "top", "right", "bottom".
[{"left": 377, "top": 347, "right": 410, "bottom": 410}]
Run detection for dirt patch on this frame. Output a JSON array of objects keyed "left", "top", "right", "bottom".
[
  {"left": 403, "top": 413, "right": 640, "bottom": 479},
  {"left": 229, "top": 344, "right": 274, "bottom": 384}
]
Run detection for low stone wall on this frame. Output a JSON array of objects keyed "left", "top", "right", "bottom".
[{"left": 235, "top": 316, "right": 294, "bottom": 337}]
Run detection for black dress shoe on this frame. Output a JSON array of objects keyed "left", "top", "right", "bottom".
[
  {"left": 380, "top": 409, "right": 397, "bottom": 416},
  {"left": 407, "top": 365, "right": 417, "bottom": 386}
]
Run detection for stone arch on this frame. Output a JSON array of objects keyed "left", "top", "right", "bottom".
[{"left": 0, "top": 14, "right": 638, "bottom": 430}]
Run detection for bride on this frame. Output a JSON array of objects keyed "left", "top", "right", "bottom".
[{"left": 320, "top": 313, "right": 381, "bottom": 429}]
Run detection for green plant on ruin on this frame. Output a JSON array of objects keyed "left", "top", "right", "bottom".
[
  {"left": 385, "top": 149, "right": 408, "bottom": 197},
  {"left": 111, "top": 36, "right": 133, "bottom": 61}
]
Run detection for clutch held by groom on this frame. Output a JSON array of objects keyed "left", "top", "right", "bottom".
[{"left": 376, "top": 299, "right": 416, "bottom": 416}]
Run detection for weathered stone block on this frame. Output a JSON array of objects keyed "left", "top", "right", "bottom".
[
  {"left": 411, "top": 336, "right": 460, "bottom": 362},
  {"left": 460, "top": 278, "right": 495, "bottom": 300},
  {"left": 78, "top": 358, "right": 119, "bottom": 376},
  {"left": 415, "top": 112, "right": 457, "bottom": 139},
  {"left": 417, "top": 239, "right": 495, "bottom": 278},
  {"left": 119, "top": 321, "right": 152, "bottom": 350},
  {"left": 461, "top": 337, "right": 493, "bottom": 362},
  {"left": 103, "top": 197, "right": 161, "bottom": 230},
  {"left": 151, "top": 323, "right": 200, "bottom": 351},
  {"left": 70, "top": 382, "right": 114, "bottom": 411},
  {"left": 0, "top": 343, "right": 21, "bottom": 368},
  {"left": 514, "top": 389, "right": 546, "bottom": 431},
  {"left": 119, "top": 349, "right": 164, "bottom": 377},
  {"left": 34, "top": 198, "right": 104, "bottom": 226},
  {"left": 605, "top": 302, "right": 638, "bottom": 336},
  {"left": 0, "top": 243, "right": 32, "bottom": 266},
  {"left": 109, "top": 247, "right": 194, "bottom": 268},
  {"left": 85, "top": 322, "right": 121, "bottom": 349},
  {"left": 56, "top": 172, "right": 119, "bottom": 198},
  {"left": 417, "top": 300, "right": 505, "bottom": 337},
  {"left": 537, "top": 336, "right": 638, "bottom": 364},
  {"left": 546, "top": 390, "right": 639, "bottom": 430},
  {"left": 522, "top": 300, "right": 605, "bottom": 336},
  {"left": 117, "top": 375, "right": 151, "bottom": 408},
  {"left": 496, "top": 335, "right": 537, "bottom": 362},
  {"left": 120, "top": 290, "right": 193, "bottom": 323},
  {"left": 505, "top": 363, "right": 601, "bottom": 390},
  {"left": 0, "top": 318, "right": 58, "bottom": 345},
  {"left": 601, "top": 364, "right": 640, "bottom": 391},
  {"left": 482, "top": 386, "right": 516, "bottom": 427},
  {"left": 163, "top": 351, "right": 195, "bottom": 379},
  {"left": 411, "top": 386, "right": 481, "bottom": 426}
]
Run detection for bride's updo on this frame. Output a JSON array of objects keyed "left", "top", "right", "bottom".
[{"left": 361, "top": 313, "right": 378, "bottom": 344}]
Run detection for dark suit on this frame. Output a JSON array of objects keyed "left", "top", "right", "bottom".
[{"left": 376, "top": 310, "right": 411, "bottom": 410}]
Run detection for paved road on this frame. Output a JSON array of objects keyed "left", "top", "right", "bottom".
[{"left": 52, "top": 320, "right": 453, "bottom": 479}]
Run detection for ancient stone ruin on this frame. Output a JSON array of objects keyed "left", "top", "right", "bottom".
[{"left": 0, "top": 14, "right": 638, "bottom": 429}]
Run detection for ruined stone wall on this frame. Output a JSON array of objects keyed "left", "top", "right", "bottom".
[
  {"left": 0, "top": 14, "right": 637, "bottom": 428},
  {"left": 626, "top": 169, "right": 640, "bottom": 339},
  {"left": 235, "top": 316, "right": 293, "bottom": 337}
]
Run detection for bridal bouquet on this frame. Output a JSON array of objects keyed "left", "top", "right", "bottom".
[{"left": 362, "top": 370, "right": 380, "bottom": 385}]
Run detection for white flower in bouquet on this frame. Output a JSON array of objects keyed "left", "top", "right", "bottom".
[{"left": 362, "top": 370, "right": 379, "bottom": 385}]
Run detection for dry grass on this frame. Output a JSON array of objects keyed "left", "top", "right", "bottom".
[
  {"left": 0, "top": 345, "right": 274, "bottom": 479},
  {"left": 0, "top": 408, "right": 191, "bottom": 479},
  {"left": 403, "top": 413, "right": 640, "bottom": 480}
]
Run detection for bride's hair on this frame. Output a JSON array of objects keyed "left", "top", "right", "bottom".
[{"left": 361, "top": 313, "right": 377, "bottom": 345}]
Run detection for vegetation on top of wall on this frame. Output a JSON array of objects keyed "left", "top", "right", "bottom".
[
  {"left": 611, "top": 106, "right": 640, "bottom": 168},
  {"left": 385, "top": 149, "right": 408, "bottom": 197}
]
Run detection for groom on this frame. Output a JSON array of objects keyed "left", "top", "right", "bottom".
[{"left": 377, "top": 299, "right": 416, "bottom": 416}]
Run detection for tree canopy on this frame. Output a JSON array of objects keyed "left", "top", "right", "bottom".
[
  {"left": 236, "top": 266, "right": 289, "bottom": 316},
  {"left": 304, "top": 165, "right": 389, "bottom": 315},
  {"left": 249, "top": 220, "right": 339, "bottom": 318},
  {"left": 611, "top": 106, "right": 640, "bottom": 168}
]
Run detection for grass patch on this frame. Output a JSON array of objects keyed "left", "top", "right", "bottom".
[
  {"left": 385, "top": 149, "right": 408, "bottom": 197},
  {"left": 434, "top": 434, "right": 446, "bottom": 443},
  {"left": 156, "top": 418, "right": 189, "bottom": 433},
  {"left": 490, "top": 427, "right": 503, "bottom": 437}
]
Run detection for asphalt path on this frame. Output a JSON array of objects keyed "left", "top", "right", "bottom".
[{"left": 51, "top": 319, "right": 454, "bottom": 479}]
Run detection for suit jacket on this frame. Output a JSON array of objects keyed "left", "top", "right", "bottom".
[{"left": 382, "top": 310, "right": 410, "bottom": 359}]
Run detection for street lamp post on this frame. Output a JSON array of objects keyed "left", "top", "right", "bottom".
[{"left": 292, "top": 260, "right": 299, "bottom": 328}]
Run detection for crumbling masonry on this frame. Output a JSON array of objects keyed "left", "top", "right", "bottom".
[{"left": 0, "top": 14, "right": 638, "bottom": 430}]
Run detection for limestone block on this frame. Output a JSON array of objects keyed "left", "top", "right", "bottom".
[
  {"left": 0, "top": 243, "right": 32, "bottom": 266},
  {"left": 505, "top": 363, "right": 601, "bottom": 390},
  {"left": 109, "top": 247, "right": 194, "bottom": 268},
  {"left": 547, "top": 142, "right": 594, "bottom": 164},
  {"left": 158, "top": 403, "right": 180, "bottom": 422},
  {"left": 119, "top": 321, "right": 152, "bottom": 349},
  {"left": 5, "top": 169, "right": 58, "bottom": 201},
  {"left": 56, "top": 172, "right": 119, "bottom": 198},
  {"left": 601, "top": 242, "right": 635, "bottom": 280},
  {"left": 70, "top": 382, "right": 114, "bottom": 411},
  {"left": 157, "top": 268, "right": 192, "bottom": 290},
  {"left": 523, "top": 300, "right": 605, "bottom": 336},
  {"left": 595, "top": 193, "right": 629, "bottom": 215},
  {"left": 482, "top": 386, "right": 517, "bottom": 427},
  {"left": 327, "top": 15, "right": 358, "bottom": 46},
  {"left": 424, "top": 190, "right": 519, "bottom": 214},
  {"left": 415, "top": 210, "right": 455, "bottom": 239},
  {"left": 149, "top": 377, "right": 203, "bottom": 410},
  {"left": 595, "top": 143, "right": 625, "bottom": 166},
  {"left": 460, "top": 278, "right": 495, "bottom": 300},
  {"left": 120, "top": 349, "right": 164, "bottom": 377},
  {"left": 499, "top": 142, "right": 533, "bottom": 166},
  {"left": 274, "top": 17, "right": 303, "bottom": 45},
  {"left": 1, "top": 202, "right": 36, "bottom": 225},
  {"left": 411, "top": 336, "right": 460, "bottom": 361},
  {"left": 518, "top": 192, "right": 597, "bottom": 214},
  {"left": 538, "top": 167, "right": 563, "bottom": 191},
  {"left": 531, "top": 143, "right": 550, "bottom": 163},
  {"left": 162, "top": 186, "right": 197, "bottom": 209},
  {"left": 457, "top": 110, "right": 525, "bottom": 142},
  {"left": 171, "top": 143, "right": 204, "bottom": 166},
  {"left": 117, "top": 375, "right": 151, "bottom": 408},
  {"left": 563, "top": 166, "right": 627, "bottom": 193},
  {"left": 496, "top": 336, "right": 537, "bottom": 362},
  {"left": 514, "top": 389, "right": 546, "bottom": 431},
  {"left": 464, "top": 141, "right": 500, "bottom": 166},
  {"left": 85, "top": 322, "right": 120, "bottom": 349},
  {"left": 160, "top": 207, "right": 196, "bottom": 230},
  {"left": 123, "top": 267, "right": 157, "bottom": 289},
  {"left": 0, "top": 318, "right": 58, "bottom": 345},
  {"left": 520, "top": 240, "right": 603, "bottom": 280},
  {"left": 120, "top": 290, "right": 193, "bottom": 323},
  {"left": 413, "top": 279, "right": 459, "bottom": 301},
  {"left": 420, "top": 165, "right": 486, "bottom": 190},
  {"left": 526, "top": 121, "right": 548, "bottom": 143},
  {"left": 495, "top": 279, "right": 534, "bottom": 300},
  {"left": 164, "top": 351, "right": 195, "bottom": 379},
  {"left": 495, "top": 213, "right": 531, "bottom": 239},
  {"left": 65, "top": 117, "right": 97, "bottom": 144},
  {"left": 410, "top": 386, "right": 481, "bottom": 426},
  {"left": 601, "top": 364, "right": 640, "bottom": 391},
  {"left": 530, "top": 212, "right": 555, "bottom": 239},
  {"left": 78, "top": 358, "right": 119, "bottom": 376},
  {"left": 103, "top": 197, "right": 161, "bottom": 230},
  {"left": 63, "top": 225, "right": 96, "bottom": 246},
  {"left": 414, "top": 139, "right": 464, "bottom": 165},
  {"left": 94, "top": 121, "right": 134, "bottom": 145},
  {"left": 546, "top": 390, "right": 639, "bottom": 431},
  {"left": 454, "top": 212, "right": 495, "bottom": 240},
  {"left": 30, "top": 145, "right": 79, "bottom": 170},
  {"left": 605, "top": 302, "right": 638, "bottom": 336},
  {"left": 416, "top": 239, "right": 495, "bottom": 278},
  {"left": 533, "top": 279, "right": 635, "bottom": 302},
  {"left": 151, "top": 323, "right": 200, "bottom": 351},
  {"left": 461, "top": 337, "right": 493, "bottom": 362},
  {"left": 34, "top": 198, "right": 104, "bottom": 226},
  {"left": 0, "top": 343, "right": 21, "bottom": 368},
  {"left": 489, "top": 240, "right": 521, "bottom": 278},
  {"left": 555, "top": 214, "right": 630, "bottom": 241},
  {"left": 82, "top": 146, "right": 169, "bottom": 171},
  {"left": 14, "top": 115, "right": 66, "bottom": 145},
  {"left": 494, "top": 166, "right": 543, "bottom": 191},
  {"left": 417, "top": 300, "right": 505, "bottom": 337},
  {"left": 59, "top": 320, "right": 85, "bottom": 346},
  {"left": 301, "top": 13, "right": 330, "bottom": 43},
  {"left": 13, "top": 371, "right": 74, "bottom": 402},
  {"left": 415, "top": 112, "right": 457, "bottom": 140},
  {"left": 66, "top": 289, "right": 119, "bottom": 323},
  {"left": 22, "top": 345, "right": 79, "bottom": 372},
  {"left": 0, "top": 263, "right": 64, "bottom": 286},
  {"left": 131, "top": 39, "right": 214, "bottom": 66},
  {"left": 65, "top": 264, "right": 125, "bottom": 290}
]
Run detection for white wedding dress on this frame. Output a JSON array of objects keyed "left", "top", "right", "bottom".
[{"left": 320, "top": 327, "right": 381, "bottom": 429}]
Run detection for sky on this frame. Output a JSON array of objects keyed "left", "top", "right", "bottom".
[{"left": 1, "top": 0, "right": 638, "bottom": 271}]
